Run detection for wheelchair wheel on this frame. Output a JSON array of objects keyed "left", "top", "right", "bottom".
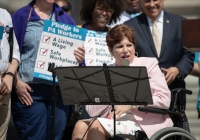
[{"left": 149, "top": 127, "right": 196, "bottom": 140}]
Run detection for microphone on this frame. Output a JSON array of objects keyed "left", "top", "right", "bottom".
[{"left": 121, "top": 59, "right": 130, "bottom": 66}]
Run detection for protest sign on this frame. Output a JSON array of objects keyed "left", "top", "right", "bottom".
[
  {"left": 33, "top": 20, "right": 87, "bottom": 81},
  {"left": 84, "top": 30, "right": 115, "bottom": 66}
]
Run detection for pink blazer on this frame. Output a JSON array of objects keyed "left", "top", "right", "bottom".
[{"left": 86, "top": 57, "right": 173, "bottom": 138}]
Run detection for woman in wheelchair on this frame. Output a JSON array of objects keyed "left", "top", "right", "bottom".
[{"left": 71, "top": 24, "right": 174, "bottom": 140}]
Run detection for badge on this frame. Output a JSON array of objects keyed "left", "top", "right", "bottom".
[{"left": 5, "top": 25, "right": 10, "bottom": 34}]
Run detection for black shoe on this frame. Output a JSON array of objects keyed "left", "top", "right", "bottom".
[{"left": 197, "top": 108, "right": 200, "bottom": 119}]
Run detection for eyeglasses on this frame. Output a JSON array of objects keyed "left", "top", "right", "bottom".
[
  {"left": 61, "top": 5, "right": 70, "bottom": 12},
  {"left": 95, "top": 7, "right": 114, "bottom": 15},
  {"left": 142, "top": 0, "right": 160, "bottom": 4}
]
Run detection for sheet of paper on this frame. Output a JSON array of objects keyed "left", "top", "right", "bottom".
[{"left": 33, "top": 20, "right": 87, "bottom": 81}]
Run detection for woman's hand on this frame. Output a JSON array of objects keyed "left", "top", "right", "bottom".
[
  {"left": 0, "top": 80, "right": 9, "bottom": 95},
  {"left": 74, "top": 47, "right": 85, "bottom": 64},
  {"left": 15, "top": 79, "right": 33, "bottom": 106},
  {"left": 2, "top": 75, "right": 14, "bottom": 95},
  {"left": 107, "top": 105, "right": 132, "bottom": 120}
]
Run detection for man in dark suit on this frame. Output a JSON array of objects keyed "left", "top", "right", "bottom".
[
  {"left": 124, "top": 0, "right": 194, "bottom": 103},
  {"left": 124, "top": 0, "right": 194, "bottom": 131}
]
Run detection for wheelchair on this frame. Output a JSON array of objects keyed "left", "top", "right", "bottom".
[{"left": 112, "top": 88, "right": 197, "bottom": 140}]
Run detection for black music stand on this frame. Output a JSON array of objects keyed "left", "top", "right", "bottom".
[
  {"left": 48, "top": 63, "right": 57, "bottom": 140},
  {"left": 55, "top": 63, "right": 153, "bottom": 138}
]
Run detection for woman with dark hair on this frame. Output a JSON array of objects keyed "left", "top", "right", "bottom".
[
  {"left": 72, "top": 25, "right": 173, "bottom": 140},
  {"left": 80, "top": 0, "right": 124, "bottom": 31},
  {"left": 79, "top": 0, "right": 124, "bottom": 120}
]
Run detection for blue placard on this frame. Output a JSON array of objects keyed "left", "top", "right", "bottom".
[
  {"left": 33, "top": 72, "right": 58, "bottom": 82},
  {"left": 86, "top": 30, "right": 107, "bottom": 38},
  {"left": 33, "top": 20, "right": 88, "bottom": 82}
]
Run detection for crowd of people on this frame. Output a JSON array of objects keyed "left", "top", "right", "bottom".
[{"left": 0, "top": 0, "right": 198, "bottom": 140}]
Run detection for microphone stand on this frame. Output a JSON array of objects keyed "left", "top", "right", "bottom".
[
  {"left": 103, "top": 63, "right": 116, "bottom": 138},
  {"left": 48, "top": 63, "right": 56, "bottom": 140}
]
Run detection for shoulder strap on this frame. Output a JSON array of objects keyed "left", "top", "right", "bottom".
[{"left": 8, "top": 27, "right": 13, "bottom": 63}]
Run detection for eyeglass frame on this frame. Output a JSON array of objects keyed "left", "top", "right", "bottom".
[
  {"left": 95, "top": 6, "right": 114, "bottom": 15},
  {"left": 142, "top": 0, "right": 161, "bottom": 4}
]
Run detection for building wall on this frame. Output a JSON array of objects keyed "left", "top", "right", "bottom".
[
  {"left": 1, "top": 0, "right": 200, "bottom": 24},
  {"left": 164, "top": 0, "right": 200, "bottom": 19}
]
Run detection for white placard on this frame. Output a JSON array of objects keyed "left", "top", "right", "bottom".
[
  {"left": 33, "top": 20, "right": 87, "bottom": 81},
  {"left": 85, "top": 30, "right": 115, "bottom": 66}
]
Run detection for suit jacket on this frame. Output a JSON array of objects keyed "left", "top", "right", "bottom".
[
  {"left": 86, "top": 57, "right": 173, "bottom": 138},
  {"left": 124, "top": 11, "right": 194, "bottom": 90}
]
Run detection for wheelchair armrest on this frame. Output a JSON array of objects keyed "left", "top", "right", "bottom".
[
  {"left": 138, "top": 107, "right": 182, "bottom": 116},
  {"left": 171, "top": 88, "right": 192, "bottom": 95},
  {"left": 138, "top": 107, "right": 169, "bottom": 114},
  {"left": 138, "top": 107, "right": 183, "bottom": 127}
]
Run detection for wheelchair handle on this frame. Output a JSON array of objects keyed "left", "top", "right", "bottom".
[{"left": 171, "top": 88, "right": 192, "bottom": 95}]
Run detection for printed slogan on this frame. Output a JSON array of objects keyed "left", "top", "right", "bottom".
[
  {"left": 85, "top": 30, "right": 115, "bottom": 66},
  {"left": 33, "top": 20, "right": 87, "bottom": 81}
]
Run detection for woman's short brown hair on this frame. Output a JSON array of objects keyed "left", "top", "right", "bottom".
[
  {"left": 80, "top": 0, "right": 124, "bottom": 25},
  {"left": 106, "top": 24, "right": 136, "bottom": 49}
]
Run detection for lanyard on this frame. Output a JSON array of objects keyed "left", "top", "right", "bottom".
[{"left": 28, "top": 6, "right": 54, "bottom": 22}]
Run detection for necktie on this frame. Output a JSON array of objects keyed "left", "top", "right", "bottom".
[{"left": 152, "top": 20, "right": 162, "bottom": 57}]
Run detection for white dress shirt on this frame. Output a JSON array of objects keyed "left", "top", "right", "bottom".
[
  {"left": 0, "top": 8, "right": 20, "bottom": 74},
  {"left": 109, "top": 11, "right": 140, "bottom": 28}
]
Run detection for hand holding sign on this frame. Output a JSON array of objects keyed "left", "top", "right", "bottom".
[{"left": 74, "top": 46, "right": 85, "bottom": 64}]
